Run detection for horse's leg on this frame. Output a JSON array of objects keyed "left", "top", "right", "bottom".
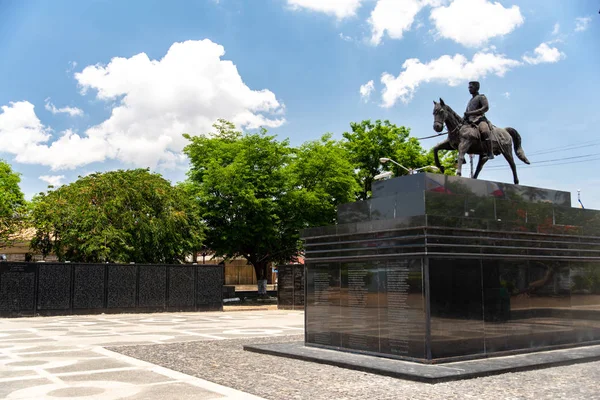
[
  {"left": 432, "top": 139, "right": 452, "bottom": 174},
  {"left": 503, "top": 149, "right": 519, "bottom": 184},
  {"left": 473, "top": 154, "right": 488, "bottom": 179},
  {"left": 455, "top": 139, "right": 471, "bottom": 177}
]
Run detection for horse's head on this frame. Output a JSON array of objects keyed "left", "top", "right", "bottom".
[{"left": 432, "top": 98, "right": 446, "bottom": 133}]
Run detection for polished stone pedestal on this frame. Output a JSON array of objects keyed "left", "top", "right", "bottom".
[
  {"left": 244, "top": 342, "right": 600, "bottom": 383},
  {"left": 277, "top": 264, "right": 304, "bottom": 310},
  {"left": 301, "top": 173, "right": 600, "bottom": 362}
]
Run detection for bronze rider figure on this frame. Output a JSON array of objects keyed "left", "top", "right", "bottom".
[{"left": 464, "top": 81, "right": 494, "bottom": 160}]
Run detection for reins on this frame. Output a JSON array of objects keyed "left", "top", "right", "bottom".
[
  {"left": 415, "top": 124, "right": 459, "bottom": 140},
  {"left": 415, "top": 132, "right": 448, "bottom": 140}
]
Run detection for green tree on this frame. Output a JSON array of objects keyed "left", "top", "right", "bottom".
[
  {"left": 0, "top": 160, "right": 27, "bottom": 249},
  {"left": 30, "top": 169, "right": 203, "bottom": 263},
  {"left": 426, "top": 147, "right": 457, "bottom": 176},
  {"left": 184, "top": 121, "right": 357, "bottom": 294},
  {"left": 287, "top": 133, "right": 359, "bottom": 226},
  {"left": 342, "top": 120, "right": 433, "bottom": 200}
]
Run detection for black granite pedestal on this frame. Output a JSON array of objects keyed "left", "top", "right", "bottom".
[
  {"left": 277, "top": 264, "right": 305, "bottom": 310},
  {"left": 299, "top": 173, "right": 600, "bottom": 363},
  {"left": 243, "top": 342, "right": 600, "bottom": 383}
]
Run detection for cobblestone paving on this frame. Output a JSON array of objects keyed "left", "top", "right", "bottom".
[{"left": 112, "top": 334, "right": 600, "bottom": 400}]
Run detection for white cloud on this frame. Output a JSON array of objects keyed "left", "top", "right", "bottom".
[
  {"left": 429, "top": 0, "right": 524, "bottom": 47},
  {"left": 39, "top": 175, "right": 65, "bottom": 187},
  {"left": 0, "top": 102, "right": 112, "bottom": 170},
  {"left": 377, "top": 39, "right": 567, "bottom": 107},
  {"left": 522, "top": 42, "right": 565, "bottom": 65},
  {"left": 0, "top": 39, "right": 285, "bottom": 171},
  {"left": 552, "top": 23, "right": 560, "bottom": 35},
  {"left": 359, "top": 80, "right": 375, "bottom": 102},
  {"left": 286, "top": 0, "right": 363, "bottom": 19},
  {"left": 74, "top": 39, "right": 284, "bottom": 169},
  {"left": 503, "top": 92, "right": 510, "bottom": 99},
  {"left": 66, "top": 61, "right": 78, "bottom": 73},
  {"left": 368, "top": 0, "right": 425, "bottom": 45},
  {"left": 575, "top": 16, "right": 591, "bottom": 32},
  {"left": 380, "top": 51, "right": 521, "bottom": 107},
  {"left": 0, "top": 102, "right": 103, "bottom": 170},
  {"left": 0, "top": 101, "right": 51, "bottom": 156},
  {"left": 339, "top": 32, "right": 353, "bottom": 42},
  {"left": 44, "top": 99, "right": 84, "bottom": 117}
]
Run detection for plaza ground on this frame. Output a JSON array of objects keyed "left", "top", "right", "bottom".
[{"left": 1, "top": 310, "right": 599, "bottom": 400}]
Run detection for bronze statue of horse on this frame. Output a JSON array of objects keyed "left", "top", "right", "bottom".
[{"left": 432, "top": 98, "right": 530, "bottom": 184}]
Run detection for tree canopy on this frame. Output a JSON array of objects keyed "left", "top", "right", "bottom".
[
  {"left": 30, "top": 169, "right": 204, "bottom": 263},
  {"left": 15, "top": 115, "right": 453, "bottom": 283},
  {"left": 0, "top": 159, "right": 27, "bottom": 248},
  {"left": 183, "top": 120, "right": 358, "bottom": 289},
  {"left": 287, "top": 133, "right": 359, "bottom": 227},
  {"left": 343, "top": 120, "right": 436, "bottom": 200}
]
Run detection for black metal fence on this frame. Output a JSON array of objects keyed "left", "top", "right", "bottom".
[{"left": 0, "top": 262, "right": 223, "bottom": 317}]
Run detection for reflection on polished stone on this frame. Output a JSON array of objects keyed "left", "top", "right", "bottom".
[
  {"left": 303, "top": 174, "right": 600, "bottom": 362},
  {"left": 428, "top": 258, "right": 600, "bottom": 359},
  {"left": 306, "top": 259, "right": 426, "bottom": 359},
  {"left": 342, "top": 173, "right": 574, "bottom": 225},
  {"left": 306, "top": 255, "right": 600, "bottom": 361}
]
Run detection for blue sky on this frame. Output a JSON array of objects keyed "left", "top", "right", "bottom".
[{"left": 0, "top": 0, "right": 598, "bottom": 208}]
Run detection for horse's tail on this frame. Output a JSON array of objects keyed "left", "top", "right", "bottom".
[{"left": 506, "top": 127, "right": 530, "bottom": 164}]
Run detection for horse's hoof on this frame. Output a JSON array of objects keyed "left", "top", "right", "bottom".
[{"left": 514, "top": 180, "right": 519, "bottom": 185}]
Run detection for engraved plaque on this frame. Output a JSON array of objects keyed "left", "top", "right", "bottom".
[
  {"left": 138, "top": 265, "right": 166, "bottom": 308},
  {"left": 197, "top": 265, "right": 223, "bottom": 310},
  {"left": 168, "top": 266, "right": 195, "bottom": 307},
  {"left": 107, "top": 265, "right": 137, "bottom": 308},
  {"left": 73, "top": 264, "right": 105, "bottom": 309},
  {"left": 293, "top": 264, "right": 304, "bottom": 308},
  {"left": 341, "top": 262, "right": 379, "bottom": 352},
  {"left": 37, "top": 264, "right": 71, "bottom": 310},
  {"left": 277, "top": 265, "right": 294, "bottom": 309},
  {"left": 0, "top": 263, "right": 36, "bottom": 314},
  {"left": 378, "top": 259, "right": 426, "bottom": 358},
  {"left": 306, "top": 262, "right": 341, "bottom": 347},
  {"left": 384, "top": 260, "right": 411, "bottom": 355}
]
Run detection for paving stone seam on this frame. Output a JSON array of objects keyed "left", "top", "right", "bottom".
[
  {"left": 33, "top": 366, "right": 64, "bottom": 384},
  {"left": 178, "top": 331, "right": 227, "bottom": 340},
  {"left": 93, "top": 346, "right": 267, "bottom": 400},
  {"left": 0, "top": 375, "right": 49, "bottom": 384},
  {"left": 53, "top": 366, "right": 141, "bottom": 377}
]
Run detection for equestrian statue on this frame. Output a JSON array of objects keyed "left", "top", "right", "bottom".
[{"left": 431, "top": 81, "right": 530, "bottom": 184}]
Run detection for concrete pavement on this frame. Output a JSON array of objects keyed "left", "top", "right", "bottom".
[{"left": 0, "top": 310, "right": 304, "bottom": 399}]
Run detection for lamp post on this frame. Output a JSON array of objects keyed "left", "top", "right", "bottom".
[
  {"left": 379, "top": 157, "right": 411, "bottom": 174},
  {"left": 379, "top": 158, "right": 440, "bottom": 175},
  {"left": 411, "top": 165, "right": 440, "bottom": 173},
  {"left": 374, "top": 171, "right": 393, "bottom": 180}
]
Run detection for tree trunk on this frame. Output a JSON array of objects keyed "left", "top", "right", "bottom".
[{"left": 253, "top": 261, "right": 269, "bottom": 297}]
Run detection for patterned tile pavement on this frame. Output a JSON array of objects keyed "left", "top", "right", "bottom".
[{"left": 0, "top": 310, "right": 304, "bottom": 399}]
